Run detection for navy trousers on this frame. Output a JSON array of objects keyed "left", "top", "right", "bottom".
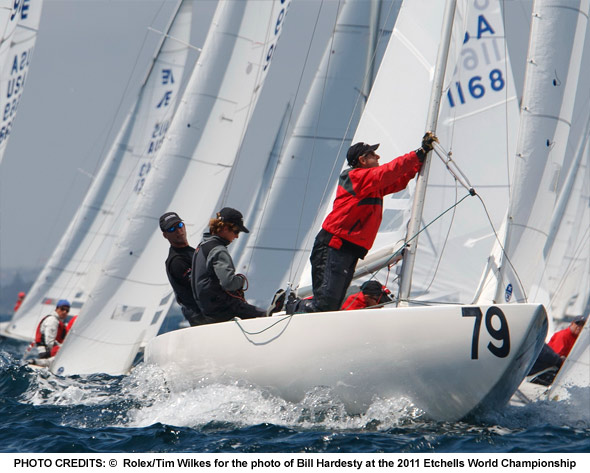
[{"left": 300, "top": 239, "right": 358, "bottom": 313}]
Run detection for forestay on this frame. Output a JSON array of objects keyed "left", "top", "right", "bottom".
[
  {"left": 0, "top": 0, "right": 43, "bottom": 165},
  {"left": 52, "top": 0, "right": 291, "bottom": 376},
  {"left": 2, "top": 0, "right": 192, "bottom": 342}
]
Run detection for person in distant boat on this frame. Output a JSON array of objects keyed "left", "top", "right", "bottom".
[
  {"left": 13, "top": 291, "right": 25, "bottom": 312},
  {"left": 160, "top": 211, "right": 206, "bottom": 326},
  {"left": 527, "top": 316, "right": 586, "bottom": 386},
  {"left": 547, "top": 316, "right": 586, "bottom": 358},
  {"left": 34, "top": 299, "right": 70, "bottom": 359},
  {"left": 192, "top": 207, "right": 285, "bottom": 324},
  {"left": 286, "top": 132, "right": 438, "bottom": 314},
  {"left": 341, "top": 280, "right": 392, "bottom": 311}
]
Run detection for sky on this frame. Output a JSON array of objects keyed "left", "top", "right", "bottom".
[{"left": 0, "top": 0, "right": 339, "bottom": 274}]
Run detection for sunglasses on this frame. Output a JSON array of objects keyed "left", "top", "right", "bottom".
[
  {"left": 58, "top": 307, "right": 70, "bottom": 313},
  {"left": 166, "top": 221, "right": 184, "bottom": 233}
]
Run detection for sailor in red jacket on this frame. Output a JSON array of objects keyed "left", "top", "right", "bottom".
[
  {"left": 547, "top": 316, "right": 586, "bottom": 357},
  {"left": 287, "top": 132, "right": 438, "bottom": 313},
  {"left": 342, "top": 280, "right": 392, "bottom": 310}
]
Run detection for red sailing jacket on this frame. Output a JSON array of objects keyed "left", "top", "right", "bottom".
[
  {"left": 322, "top": 150, "right": 422, "bottom": 251},
  {"left": 341, "top": 291, "right": 369, "bottom": 310},
  {"left": 547, "top": 327, "right": 578, "bottom": 357}
]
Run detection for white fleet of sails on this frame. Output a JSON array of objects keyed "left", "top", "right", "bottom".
[{"left": 1, "top": 0, "right": 588, "bottom": 414}]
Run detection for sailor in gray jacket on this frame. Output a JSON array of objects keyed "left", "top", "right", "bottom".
[{"left": 192, "top": 207, "right": 284, "bottom": 323}]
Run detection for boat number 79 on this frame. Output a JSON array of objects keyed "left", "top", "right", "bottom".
[{"left": 462, "top": 307, "right": 510, "bottom": 359}]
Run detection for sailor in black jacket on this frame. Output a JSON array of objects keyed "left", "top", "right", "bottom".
[{"left": 160, "top": 211, "right": 208, "bottom": 326}]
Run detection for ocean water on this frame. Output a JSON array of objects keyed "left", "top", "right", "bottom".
[{"left": 1, "top": 332, "right": 589, "bottom": 454}]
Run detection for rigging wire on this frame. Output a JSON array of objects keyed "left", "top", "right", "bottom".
[
  {"left": 229, "top": 0, "right": 331, "bottom": 274},
  {"left": 289, "top": 0, "right": 400, "bottom": 285}
]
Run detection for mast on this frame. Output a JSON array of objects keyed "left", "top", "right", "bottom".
[{"left": 398, "top": 0, "right": 457, "bottom": 303}]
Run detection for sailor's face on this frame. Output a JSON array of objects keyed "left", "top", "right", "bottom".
[
  {"left": 570, "top": 322, "right": 583, "bottom": 336},
  {"left": 57, "top": 306, "right": 70, "bottom": 320},
  {"left": 359, "top": 150, "right": 380, "bottom": 168},
  {"left": 163, "top": 223, "right": 188, "bottom": 248},
  {"left": 218, "top": 225, "right": 239, "bottom": 243}
]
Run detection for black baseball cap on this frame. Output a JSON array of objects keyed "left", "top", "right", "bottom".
[
  {"left": 347, "top": 142, "right": 380, "bottom": 167},
  {"left": 360, "top": 280, "right": 391, "bottom": 301},
  {"left": 159, "top": 212, "right": 183, "bottom": 232},
  {"left": 217, "top": 207, "right": 249, "bottom": 233}
]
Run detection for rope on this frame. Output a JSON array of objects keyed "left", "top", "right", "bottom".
[{"left": 232, "top": 313, "right": 293, "bottom": 336}]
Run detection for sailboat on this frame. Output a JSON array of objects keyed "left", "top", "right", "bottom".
[
  {"left": 145, "top": 0, "right": 547, "bottom": 422},
  {"left": 0, "top": 0, "right": 193, "bottom": 342},
  {"left": 49, "top": 0, "right": 292, "bottom": 376},
  {"left": 0, "top": 0, "right": 43, "bottom": 165},
  {"left": 474, "top": 0, "right": 590, "bottom": 403}
]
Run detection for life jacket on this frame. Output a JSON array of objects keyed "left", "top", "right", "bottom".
[
  {"left": 66, "top": 315, "right": 77, "bottom": 333},
  {"left": 34, "top": 314, "right": 67, "bottom": 347}
]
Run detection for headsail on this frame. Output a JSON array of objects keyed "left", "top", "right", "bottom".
[
  {"left": 52, "top": 0, "right": 291, "bottom": 376},
  {"left": 2, "top": 0, "right": 193, "bottom": 342}
]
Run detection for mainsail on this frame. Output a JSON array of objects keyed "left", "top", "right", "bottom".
[
  {"left": 235, "top": 0, "right": 398, "bottom": 305},
  {"left": 2, "top": 0, "right": 193, "bottom": 342},
  {"left": 0, "top": 0, "right": 43, "bottom": 165},
  {"left": 52, "top": 0, "right": 291, "bottom": 376}
]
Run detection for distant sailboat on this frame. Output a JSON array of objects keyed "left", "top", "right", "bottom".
[
  {"left": 51, "top": 0, "right": 292, "bottom": 376},
  {"left": 497, "top": 0, "right": 590, "bottom": 404},
  {"left": 0, "top": 0, "right": 43, "bottom": 165},
  {"left": 1, "top": 0, "right": 193, "bottom": 342}
]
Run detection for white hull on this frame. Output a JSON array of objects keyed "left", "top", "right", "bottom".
[{"left": 145, "top": 303, "right": 547, "bottom": 421}]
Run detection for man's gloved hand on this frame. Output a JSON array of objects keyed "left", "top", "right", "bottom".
[
  {"left": 415, "top": 131, "right": 439, "bottom": 162},
  {"left": 421, "top": 131, "right": 438, "bottom": 153}
]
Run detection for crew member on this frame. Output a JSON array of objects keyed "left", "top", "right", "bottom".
[{"left": 287, "top": 132, "right": 437, "bottom": 313}]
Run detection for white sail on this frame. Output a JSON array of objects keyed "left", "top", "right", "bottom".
[
  {"left": 297, "top": 0, "right": 520, "bottom": 306},
  {"left": 0, "top": 0, "right": 43, "bottom": 165},
  {"left": 1, "top": 0, "right": 193, "bottom": 342},
  {"left": 52, "top": 0, "right": 291, "bottom": 376},
  {"left": 235, "top": 0, "right": 398, "bottom": 305},
  {"left": 543, "top": 130, "right": 590, "bottom": 321},
  {"left": 489, "top": 0, "right": 590, "bottom": 307}
]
